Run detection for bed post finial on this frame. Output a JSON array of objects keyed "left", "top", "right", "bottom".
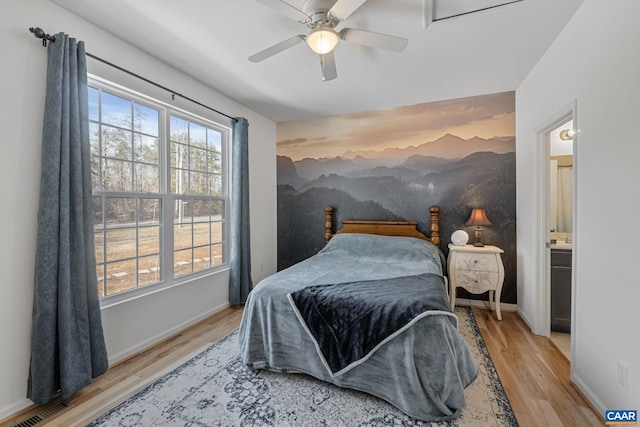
[
  {"left": 324, "top": 206, "right": 333, "bottom": 242},
  {"left": 429, "top": 206, "right": 440, "bottom": 247}
]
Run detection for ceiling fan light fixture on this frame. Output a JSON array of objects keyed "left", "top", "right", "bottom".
[{"left": 306, "top": 27, "right": 339, "bottom": 54}]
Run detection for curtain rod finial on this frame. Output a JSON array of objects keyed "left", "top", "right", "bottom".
[{"left": 29, "top": 26, "right": 55, "bottom": 46}]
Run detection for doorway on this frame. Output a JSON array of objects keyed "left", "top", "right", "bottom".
[
  {"left": 548, "top": 118, "right": 574, "bottom": 360},
  {"left": 532, "top": 99, "right": 580, "bottom": 375}
]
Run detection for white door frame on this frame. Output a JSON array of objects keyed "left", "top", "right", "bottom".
[{"left": 532, "top": 100, "right": 578, "bottom": 369}]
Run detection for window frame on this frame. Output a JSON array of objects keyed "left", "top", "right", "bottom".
[{"left": 88, "top": 75, "right": 231, "bottom": 307}]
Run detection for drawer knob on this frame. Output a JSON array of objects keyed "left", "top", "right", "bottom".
[{"left": 473, "top": 260, "right": 478, "bottom": 263}]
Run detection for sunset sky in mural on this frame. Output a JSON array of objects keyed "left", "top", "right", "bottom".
[{"left": 277, "top": 92, "right": 515, "bottom": 161}]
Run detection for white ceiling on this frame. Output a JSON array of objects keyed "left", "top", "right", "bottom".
[{"left": 51, "top": 0, "right": 584, "bottom": 123}]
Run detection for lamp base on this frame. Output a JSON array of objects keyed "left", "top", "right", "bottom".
[{"left": 473, "top": 227, "right": 484, "bottom": 247}]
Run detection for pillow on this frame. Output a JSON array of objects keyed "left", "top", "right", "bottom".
[{"left": 319, "top": 233, "right": 443, "bottom": 266}]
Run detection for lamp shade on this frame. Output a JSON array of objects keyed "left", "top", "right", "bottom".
[
  {"left": 306, "top": 28, "right": 339, "bottom": 54},
  {"left": 466, "top": 208, "right": 492, "bottom": 227}
]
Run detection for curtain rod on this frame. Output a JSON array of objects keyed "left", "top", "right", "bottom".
[{"left": 29, "top": 27, "right": 236, "bottom": 122}]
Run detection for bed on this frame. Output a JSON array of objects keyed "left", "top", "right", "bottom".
[{"left": 238, "top": 206, "right": 478, "bottom": 422}]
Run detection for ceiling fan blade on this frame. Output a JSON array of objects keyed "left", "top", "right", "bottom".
[
  {"left": 249, "top": 35, "right": 305, "bottom": 63},
  {"left": 320, "top": 51, "right": 337, "bottom": 81},
  {"left": 340, "top": 28, "right": 408, "bottom": 52},
  {"left": 329, "top": 0, "right": 368, "bottom": 21},
  {"left": 252, "top": 0, "right": 310, "bottom": 23}
]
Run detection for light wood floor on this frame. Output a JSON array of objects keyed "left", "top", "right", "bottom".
[
  {"left": 2, "top": 306, "right": 601, "bottom": 426},
  {"left": 550, "top": 331, "right": 572, "bottom": 360},
  {"left": 473, "top": 307, "right": 601, "bottom": 426}
]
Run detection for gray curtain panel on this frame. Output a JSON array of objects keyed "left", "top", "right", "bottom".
[
  {"left": 27, "top": 33, "right": 108, "bottom": 405},
  {"left": 229, "top": 117, "right": 253, "bottom": 305}
]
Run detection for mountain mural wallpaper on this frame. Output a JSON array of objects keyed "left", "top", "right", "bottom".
[{"left": 276, "top": 91, "right": 517, "bottom": 304}]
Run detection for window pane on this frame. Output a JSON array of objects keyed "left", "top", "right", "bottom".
[
  {"left": 138, "top": 255, "right": 161, "bottom": 286},
  {"left": 106, "top": 259, "right": 137, "bottom": 295},
  {"left": 88, "top": 87, "right": 99, "bottom": 121},
  {"left": 95, "top": 231, "right": 104, "bottom": 263},
  {"left": 192, "top": 200, "right": 209, "bottom": 221},
  {"left": 102, "top": 159, "right": 133, "bottom": 191},
  {"left": 191, "top": 147, "right": 207, "bottom": 172},
  {"left": 105, "top": 197, "right": 136, "bottom": 226},
  {"left": 97, "top": 265, "right": 105, "bottom": 298},
  {"left": 102, "top": 126, "right": 132, "bottom": 160},
  {"left": 174, "top": 224, "right": 193, "bottom": 250},
  {"left": 134, "top": 163, "right": 159, "bottom": 193},
  {"left": 170, "top": 116, "right": 189, "bottom": 144},
  {"left": 106, "top": 228, "right": 137, "bottom": 260},
  {"left": 93, "top": 197, "right": 103, "bottom": 228},
  {"left": 102, "top": 92, "right": 132, "bottom": 128},
  {"left": 207, "top": 128, "right": 222, "bottom": 153},
  {"left": 193, "top": 223, "right": 210, "bottom": 247},
  {"left": 208, "top": 149, "right": 222, "bottom": 173},
  {"left": 173, "top": 199, "right": 187, "bottom": 223},
  {"left": 171, "top": 168, "right": 189, "bottom": 194},
  {"left": 211, "top": 200, "right": 224, "bottom": 218},
  {"left": 194, "top": 246, "right": 211, "bottom": 272},
  {"left": 174, "top": 249, "right": 193, "bottom": 277},
  {"left": 208, "top": 174, "right": 222, "bottom": 196},
  {"left": 170, "top": 142, "right": 189, "bottom": 169},
  {"left": 134, "top": 134, "right": 159, "bottom": 164},
  {"left": 134, "top": 103, "right": 159, "bottom": 137},
  {"left": 139, "top": 198, "right": 161, "bottom": 225},
  {"left": 190, "top": 122, "right": 206, "bottom": 148},
  {"left": 89, "top": 122, "right": 100, "bottom": 151},
  {"left": 211, "top": 221, "right": 223, "bottom": 244},
  {"left": 138, "top": 226, "right": 160, "bottom": 256},
  {"left": 211, "top": 243, "right": 223, "bottom": 266},
  {"left": 176, "top": 198, "right": 194, "bottom": 221},
  {"left": 190, "top": 171, "right": 207, "bottom": 195},
  {"left": 90, "top": 126, "right": 101, "bottom": 190}
]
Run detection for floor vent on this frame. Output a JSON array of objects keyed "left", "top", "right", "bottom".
[{"left": 13, "top": 401, "right": 69, "bottom": 427}]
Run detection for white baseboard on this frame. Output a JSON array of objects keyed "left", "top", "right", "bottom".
[
  {"left": 454, "top": 298, "right": 518, "bottom": 312},
  {"left": 0, "top": 398, "right": 33, "bottom": 423},
  {"left": 571, "top": 372, "right": 606, "bottom": 420},
  {"left": 108, "top": 301, "right": 230, "bottom": 365},
  {"left": 516, "top": 307, "right": 534, "bottom": 330}
]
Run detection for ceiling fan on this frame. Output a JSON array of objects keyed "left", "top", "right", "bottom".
[{"left": 249, "top": 0, "right": 409, "bottom": 81}]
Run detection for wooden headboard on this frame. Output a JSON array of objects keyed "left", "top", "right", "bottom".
[{"left": 324, "top": 205, "right": 441, "bottom": 247}]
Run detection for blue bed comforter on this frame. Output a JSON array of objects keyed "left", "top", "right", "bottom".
[{"left": 239, "top": 233, "right": 478, "bottom": 422}]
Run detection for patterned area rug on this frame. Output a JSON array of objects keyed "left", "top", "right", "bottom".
[{"left": 88, "top": 307, "right": 517, "bottom": 426}]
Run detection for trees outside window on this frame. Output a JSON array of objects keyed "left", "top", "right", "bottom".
[{"left": 89, "top": 80, "right": 228, "bottom": 299}]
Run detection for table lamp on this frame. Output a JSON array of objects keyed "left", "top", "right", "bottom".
[{"left": 466, "top": 208, "right": 492, "bottom": 247}]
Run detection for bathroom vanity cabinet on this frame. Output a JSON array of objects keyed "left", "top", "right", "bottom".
[{"left": 551, "top": 248, "right": 572, "bottom": 333}]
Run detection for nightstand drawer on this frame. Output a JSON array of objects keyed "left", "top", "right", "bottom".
[
  {"left": 453, "top": 252, "right": 500, "bottom": 272},
  {"left": 455, "top": 270, "right": 500, "bottom": 293}
]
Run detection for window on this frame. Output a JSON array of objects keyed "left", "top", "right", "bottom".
[{"left": 89, "top": 78, "right": 229, "bottom": 299}]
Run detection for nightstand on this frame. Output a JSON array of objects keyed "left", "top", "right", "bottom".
[{"left": 448, "top": 244, "right": 505, "bottom": 320}]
